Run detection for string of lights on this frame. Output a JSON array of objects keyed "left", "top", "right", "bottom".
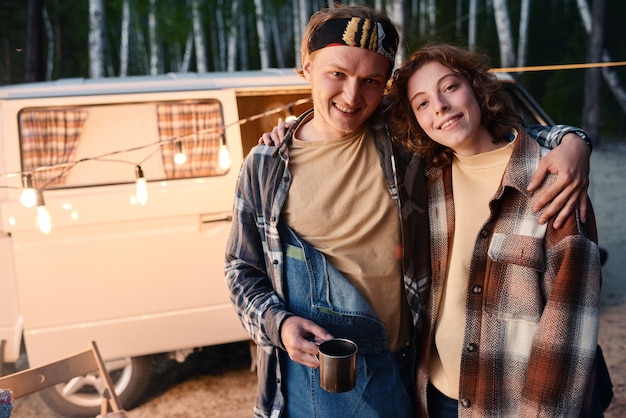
[
  {"left": 1, "top": 96, "right": 312, "bottom": 234},
  {"left": 490, "top": 60, "right": 626, "bottom": 73},
  {"left": 2, "top": 61, "right": 623, "bottom": 183},
  {"left": 3, "top": 60, "right": 626, "bottom": 234}
]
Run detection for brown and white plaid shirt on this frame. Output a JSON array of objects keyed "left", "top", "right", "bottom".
[{"left": 417, "top": 130, "right": 602, "bottom": 417}]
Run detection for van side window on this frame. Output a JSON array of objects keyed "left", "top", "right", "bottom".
[
  {"left": 19, "top": 109, "right": 89, "bottom": 189},
  {"left": 18, "top": 100, "right": 226, "bottom": 190},
  {"left": 156, "top": 101, "right": 224, "bottom": 179}
]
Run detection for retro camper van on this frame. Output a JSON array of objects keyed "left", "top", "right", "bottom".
[
  {"left": 0, "top": 69, "right": 554, "bottom": 416},
  {"left": 0, "top": 69, "right": 311, "bottom": 416}
]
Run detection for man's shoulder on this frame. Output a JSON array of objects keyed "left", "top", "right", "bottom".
[
  {"left": 249, "top": 144, "right": 278, "bottom": 156},
  {"left": 244, "top": 144, "right": 282, "bottom": 163},
  {"left": 241, "top": 144, "right": 285, "bottom": 174}
]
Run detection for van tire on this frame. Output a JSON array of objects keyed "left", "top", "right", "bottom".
[{"left": 38, "top": 354, "right": 152, "bottom": 417}]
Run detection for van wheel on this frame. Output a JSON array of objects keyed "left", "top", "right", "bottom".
[{"left": 38, "top": 355, "right": 152, "bottom": 417}]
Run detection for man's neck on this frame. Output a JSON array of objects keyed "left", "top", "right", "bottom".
[{"left": 295, "top": 113, "right": 368, "bottom": 143}]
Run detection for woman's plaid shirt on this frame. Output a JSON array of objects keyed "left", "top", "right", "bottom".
[{"left": 417, "top": 130, "right": 601, "bottom": 417}]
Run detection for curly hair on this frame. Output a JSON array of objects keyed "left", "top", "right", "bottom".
[{"left": 385, "top": 42, "right": 523, "bottom": 167}]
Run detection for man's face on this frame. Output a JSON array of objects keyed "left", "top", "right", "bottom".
[{"left": 302, "top": 45, "right": 390, "bottom": 139}]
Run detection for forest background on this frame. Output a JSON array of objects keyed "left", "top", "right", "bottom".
[{"left": 0, "top": 0, "right": 625, "bottom": 142}]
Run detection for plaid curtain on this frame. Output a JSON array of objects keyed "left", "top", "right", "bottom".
[
  {"left": 19, "top": 109, "right": 88, "bottom": 188},
  {"left": 156, "top": 102, "right": 224, "bottom": 179}
]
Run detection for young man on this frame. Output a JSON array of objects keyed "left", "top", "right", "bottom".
[{"left": 226, "top": 5, "right": 591, "bottom": 417}]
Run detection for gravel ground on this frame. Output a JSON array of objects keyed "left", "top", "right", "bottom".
[
  {"left": 10, "top": 342, "right": 257, "bottom": 418},
  {"left": 9, "top": 141, "right": 626, "bottom": 418},
  {"left": 591, "top": 140, "right": 626, "bottom": 418}
]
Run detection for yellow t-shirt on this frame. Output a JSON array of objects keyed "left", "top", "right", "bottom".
[
  {"left": 430, "top": 141, "right": 514, "bottom": 398},
  {"left": 283, "top": 124, "right": 411, "bottom": 352}
]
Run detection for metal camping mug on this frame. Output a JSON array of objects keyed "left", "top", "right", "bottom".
[{"left": 318, "top": 338, "right": 358, "bottom": 393}]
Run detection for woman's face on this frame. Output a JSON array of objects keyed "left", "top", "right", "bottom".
[{"left": 406, "top": 60, "right": 495, "bottom": 156}]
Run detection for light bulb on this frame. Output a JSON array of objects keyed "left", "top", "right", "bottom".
[
  {"left": 37, "top": 206, "right": 53, "bottom": 234},
  {"left": 21, "top": 188, "right": 37, "bottom": 208},
  {"left": 135, "top": 166, "right": 148, "bottom": 206},
  {"left": 174, "top": 141, "right": 187, "bottom": 165},
  {"left": 35, "top": 191, "right": 53, "bottom": 234},
  {"left": 20, "top": 173, "right": 37, "bottom": 208},
  {"left": 285, "top": 105, "right": 297, "bottom": 122},
  {"left": 218, "top": 144, "right": 231, "bottom": 170}
]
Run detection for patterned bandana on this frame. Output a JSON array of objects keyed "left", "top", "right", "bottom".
[{"left": 309, "top": 17, "right": 398, "bottom": 64}]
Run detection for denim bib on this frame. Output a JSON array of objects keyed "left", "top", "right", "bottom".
[{"left": 279, "top": 224, "right": 414, "bottom": 417}]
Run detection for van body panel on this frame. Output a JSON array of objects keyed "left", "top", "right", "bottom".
[
  {"left": 12, "top": 214, "right": 232, "bottom": 322},
  {"left": 0, "top": 235, "right": 21, "bottom": 363},
  {"left": 23, "top": 303, "right": 244, "bottom": 367},
  {"left": 0, "top": 69, "right": 308, "bottom": 100},
  {"left": 1, "top": 172, "right": 238, "bottom": 232}
]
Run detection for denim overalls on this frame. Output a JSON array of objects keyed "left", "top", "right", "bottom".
[{"left": 279, "top": 224, "right": 414, "bottom": 418}]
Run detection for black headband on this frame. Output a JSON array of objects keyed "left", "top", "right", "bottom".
[{"left": 309, "top": 17, "right": 398, "bottom": 64}]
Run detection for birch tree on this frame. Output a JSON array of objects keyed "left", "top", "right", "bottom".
[
  {"left": 227, "top": 0, "right": 239, "bottom": 72},
  {"left": 468, "top": 0, "right": 477, "bottom": 47},
  {"left": 516, "top": 0, "right": 531, "bottom": 68},
  {"left": 214, "top": 0, "right": 226, "bottom": 72},
  {"left": 181, "top": 33, "right": 194, "bottom": 72},
  {"left": 119, "top": 0, "right": 130, "bottom": 76},
  {"left": 253, "top": 0, "right": 269, "bottom": 69},
  {"left": 148, "top": 0, "right": 158, "bottom": 75},
  {"left": 581, "top": 0, "right": 604, "bottom": 141},
  {"left": 492, "top": 0, "right": 515, "bottom": 67},
  {"left": 576, "top": 0, "right": 626, "bottom": 115},
  {"left": 389, "top": 0, "right": 405, "bottom": 66},
  {"left": 191, "top": 0, "right": 207, "bottom": 72},
  {"left": 42, "top": 6, "right": 53, "bottom": 80},
  {"left": 294, "top": 0, "right": 307, "bottom": 69},
  {"left": 88, "top": 0, "right": 105, "bottom": 78}
]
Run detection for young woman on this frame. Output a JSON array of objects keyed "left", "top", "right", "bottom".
[{"left": 386, "top": 43, "right": 603, "bottom": 417}]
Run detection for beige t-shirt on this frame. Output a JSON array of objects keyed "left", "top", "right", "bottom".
[
  {"left": 429, "top": 141, "right": 514, "bottom": 398},
  {"left": 283, "top": 124, "right": 411, "bottom": 352}
]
